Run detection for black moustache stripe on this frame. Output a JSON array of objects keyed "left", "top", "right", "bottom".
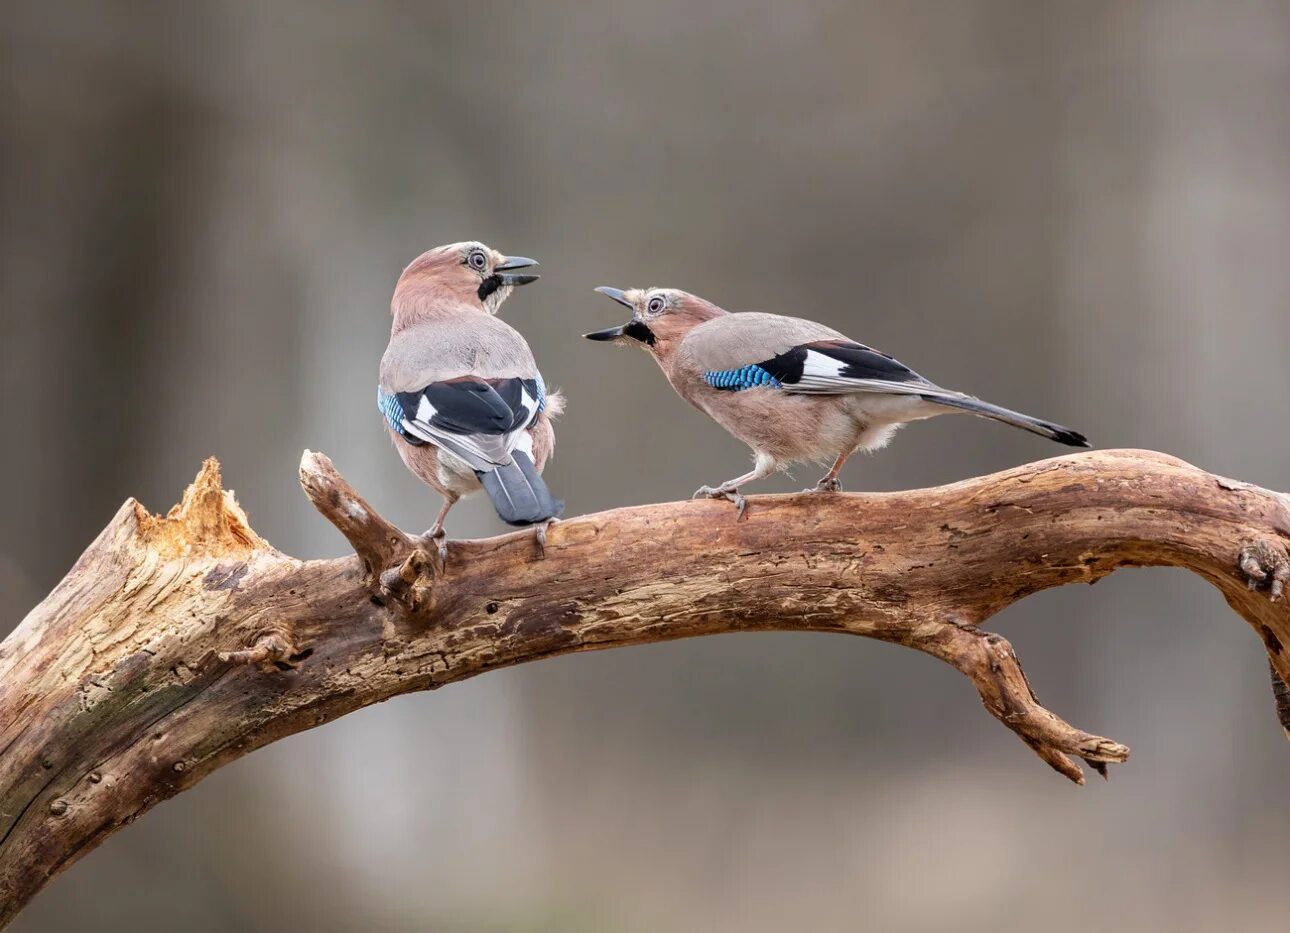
[
  {"left": 477, "top": 275, "right": 503, "bottom": 302},
  {"left": 623, "top": 320, "right": 656, "bottom": 346}
]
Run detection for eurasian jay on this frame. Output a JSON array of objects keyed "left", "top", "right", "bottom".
[
  {"left": 586, "top": 286, "right": 1087, "bottom": 516},
  {"left": 378, "top": 242, "right": 564, "bottom": 562}
]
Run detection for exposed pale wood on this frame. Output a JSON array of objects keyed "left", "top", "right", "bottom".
[{"left": 1, "top": 448, "right": 1288, "bottom": 925}]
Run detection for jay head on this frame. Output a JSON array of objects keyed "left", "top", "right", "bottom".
[
  {"left": 394, "top": 241, "right": 539, "bottom": 323},
  {"left": 583, "top": 287, "right": 723, "bottom": 356},
  {"left": 587, "top": 285, "right": 1089, "bottom": 519}
]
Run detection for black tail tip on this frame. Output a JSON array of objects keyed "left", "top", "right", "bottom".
[
  {"left": 1052, "top": 427, "right": 1091, "bottom": 448},
  {"left": 500, "top": 498, "right": 565, "bottom": 527}
]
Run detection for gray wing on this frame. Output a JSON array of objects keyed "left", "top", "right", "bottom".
[
  {"left": 680, "top": 312, "right": 938, "bottom": 396},
  {"left": 680, "top": 313, "right": 851, "bottom": 371}
]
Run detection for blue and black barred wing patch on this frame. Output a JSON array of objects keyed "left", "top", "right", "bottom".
[
  {"left": 703, "top": 364, "right": 782, "bottom": 391},
  {"left": 534, "top": 372, "right": 548, "bottom": 412},
  {"left": 378, "top": 376, "right": 546, "bottom": 471},
  {"left": 378, "top": 386, "right": 427, "bottom": 446},
  {"left": 751, "top": 340, "right": 934, "bottom": 395}
]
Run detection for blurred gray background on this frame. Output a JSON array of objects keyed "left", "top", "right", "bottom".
[{"left": 4, "top": 1, "right": 1290, "bottom": 930}]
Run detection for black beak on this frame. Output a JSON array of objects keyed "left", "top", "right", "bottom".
[
  {"left": 585, "top": 287, "right": 656, "bottom": 345},
  {"left": 495, "top": 255, "right": 539, "bottom": 286}
]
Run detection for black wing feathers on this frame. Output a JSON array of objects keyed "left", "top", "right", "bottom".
[
  {"left": 755, "top": 340, "right": 926, "bottom": 389},
  {"left": 814, "top": 341, "right": 923, "bottom": 383},
  {"left": 396, "top": 377, "right": 536, "bottom": 436},
  {"left": 753, "top": 346, "right": 809, "bottom": 384}
]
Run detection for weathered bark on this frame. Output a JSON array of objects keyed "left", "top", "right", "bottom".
[{"left": 1, "top": 448, "right": 1288, "bottom": 924}]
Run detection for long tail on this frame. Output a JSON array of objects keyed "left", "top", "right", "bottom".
[
  {"left": 477, "top": 450, "right": 565, "bottom": 526},
  {"left": 921, "top": 392, "right": 1090, "bottom": 448}
]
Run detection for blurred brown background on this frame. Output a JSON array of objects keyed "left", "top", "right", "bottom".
[{"left": 4, "top": 1, "right": 1290, "bottom": 930}]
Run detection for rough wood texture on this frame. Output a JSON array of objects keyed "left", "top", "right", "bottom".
[{"left": 2, "top": 448, "right": 1289, "bottom": 924}]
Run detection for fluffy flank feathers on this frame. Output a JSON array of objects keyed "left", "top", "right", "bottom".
[{"left": 542, "top": 387, "right": 567, "bottom": 419}]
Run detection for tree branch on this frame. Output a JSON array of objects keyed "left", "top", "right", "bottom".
[{"left": 2, "top": 448, "right": 1288, "bottom": 924}]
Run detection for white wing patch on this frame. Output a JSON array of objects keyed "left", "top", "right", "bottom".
[
  {"left": 520, "top": 385, "right": 538, "bottom": 421},
  {"left": 787, "top": 350, "right": 931, "bottom": 395}
]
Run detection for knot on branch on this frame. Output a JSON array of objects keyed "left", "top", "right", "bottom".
[
  {"left": 1238, "top": 540, "right": 1290, "bottom": 601},
  {"left": 377, "top": 547, "right": 438, "bottom": 613},
  {"left": 219, "top": 631, "right": 309, "bottom": 672}
]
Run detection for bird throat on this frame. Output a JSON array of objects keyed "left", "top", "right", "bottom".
[{"left": 477, "top": 276, "right": 512, "bottom": 314}]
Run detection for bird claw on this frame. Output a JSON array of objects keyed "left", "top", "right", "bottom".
[
  {"left": 693, "top": 485, "right": 749, "bottom": 521},
  {"left": 421, "top": 526, "right": 449, "bottom": 575},
  {"left": 802, "top": 477, "right": 842, "bottom": 494},
  {"left": 533, "top": 518, "right": 557, "bottom": 559}
]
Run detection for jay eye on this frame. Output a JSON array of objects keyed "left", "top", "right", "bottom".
[
  {"left": 467, "top": 250, "right": 488, "bottom": 271},
  {"left": 647, "top": 296, "right": 666, "bottom": 315}
]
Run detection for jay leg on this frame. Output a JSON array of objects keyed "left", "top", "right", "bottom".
[
  {"left": 693, "top": 452, "right": 776, "bottom": 521},
  {"left": 422, "top": 495, "right": 458, "bottom": 571},
  {"left": 804, "top": 448, "right": 855, "bottom": 493}
]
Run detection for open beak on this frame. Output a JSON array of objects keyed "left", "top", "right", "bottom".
[
  {"left": 585, "top": 287, "right": 656, "bottom": 345},
  {"left": 583, "top": 324, "right": 628, "bottom": 341},
  {"left": 593, "top": 286, "right": 632, "bottom": 309},
  {"left": 495, "top": 255, "right": 539, "bottom": 286}
]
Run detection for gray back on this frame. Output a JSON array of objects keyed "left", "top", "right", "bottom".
[{"left": 380, "top": 311, "right": 539, "bottom": 392}]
